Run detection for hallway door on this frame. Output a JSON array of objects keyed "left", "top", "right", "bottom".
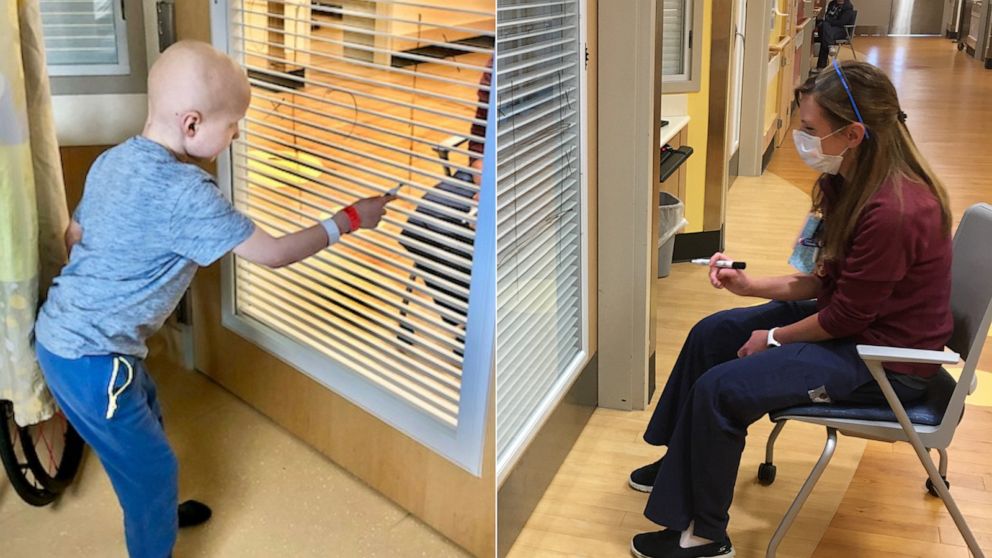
[{"left": 728, "top": 0, "right": 747, "bottom": 183}]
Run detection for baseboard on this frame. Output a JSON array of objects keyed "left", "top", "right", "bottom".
[
  {"left": 761, "top": 138, "right": 776, "bottom": 173},
  {"left": 647, "top": 351, "right": 657, "bottom": 403},
  {"left": 672, "top": 227, "right": 724, "bottom": 262},
  {"left": 497, "top": 354, "right": 599, "bottom": 557}
]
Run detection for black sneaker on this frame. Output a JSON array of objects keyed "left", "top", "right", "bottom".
[
  {"left": 630, "top": 531, "right": 735, "bottom": 558},
  {"left": 628, "top": 458, "right": 663, "bottom": 493},
  {"left": 178, "top": 500, "right": 212, "bottom": 528}
]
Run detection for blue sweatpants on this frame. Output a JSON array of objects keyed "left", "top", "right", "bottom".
[
  {"left": 36, "top": 341, "right": 178, "bottom": 558},
  {"left": 642, "top": 301, "right": 927, "bottom": 541}
]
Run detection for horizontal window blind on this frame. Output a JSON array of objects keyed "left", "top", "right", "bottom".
[
  {"left": 495, "top": 0, "right": 584, "bottom": 478},
  {"left": 662, "top": 0, "right": 689, "bottom": 78},
  {"left": 40, "top": 0, "right": 130, "bottom": 74},
  {"left": 219, "top": 0, "right": 493, "bottom": 446}
]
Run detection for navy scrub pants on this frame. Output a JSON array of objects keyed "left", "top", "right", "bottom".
[
  {"left": 36, "top": 341, "right": 178, "bottom": 558},
  {"left": 642, "top": 300, "right": 925, "bottom": 541}
]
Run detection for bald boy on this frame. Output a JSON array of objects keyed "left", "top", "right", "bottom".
[{"left": 35, "top": 41, "right": 394, "bottom": 557}]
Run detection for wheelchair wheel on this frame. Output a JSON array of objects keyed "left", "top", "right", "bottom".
[
  {"left": 0, "top": 401, "right": 58, "bottom": 506},
  {"left": 20, "top": 406, "right": 84, "bottom": 493}
]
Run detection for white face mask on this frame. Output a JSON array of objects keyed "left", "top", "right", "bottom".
[{"left": 792, "top": 128, "right": 849, "bottom": 175}]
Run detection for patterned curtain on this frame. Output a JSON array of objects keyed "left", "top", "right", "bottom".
[{"left": 0, "top": 0, "right": 69, "bottom": 426}]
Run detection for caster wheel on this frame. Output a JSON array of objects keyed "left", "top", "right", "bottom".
[
  {"left": 957, "top": 42, "right": 965, "bottom": 51},
  {"left": 926, "top": 476, "right": 950, "bottom": 497},
  {"left": 758, "top": 462, "right": 777, "bottom": 485}
]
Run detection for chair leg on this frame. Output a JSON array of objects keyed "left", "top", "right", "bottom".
[
  {"left": 926, "top": 447, "right": 951, "bottom": 497},
  {"left": 869, "top": 364, "right": 986, "bottom": 557},
  {"left": 766, "top": 427, "right": 837, "bottom": 558},
  {"left": 920, "top": 446, "right": 983, "bottom": 556},
  {"left": 758, "top": 420, "right": 786, "bottom": 485},
  {"left": 765, "top": 420, "right": 786, "bottom": 465},
  {"left": 398, "top": 274, "right": 417, "bottom": 343},
  {"left": 848, "top": 40, "right": 857, "bottom": 60}
]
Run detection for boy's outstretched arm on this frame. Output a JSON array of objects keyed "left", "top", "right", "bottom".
[
  {"left": 234, "top": 222, "right": 337, "bottom": 268},
  {"left": 234, "top": 195, "right": 395, "bottom": 268}
]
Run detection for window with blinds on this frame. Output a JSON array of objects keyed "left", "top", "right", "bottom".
[
  {"left": 495, "top": 0, "right": 587, "bottom": 481},
  {"left": 662, "top": 0, "right": 692, "bottom": 80},
  {"left": 40, "top": 0, "right": 131, "bottom": 76},
  {"left": 212, "top": 0, "right": 494, "bottom": 474}
]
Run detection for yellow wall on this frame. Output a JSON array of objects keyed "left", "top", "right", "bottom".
[
  {"left": 683, "top": 0, "right": 712, "bottom": 233},
  {"left": 766, "top": 1, "right": 791, "bottom": 139},
  {"left": 771, "top": 0, "right": 787, "bottom": 44}
]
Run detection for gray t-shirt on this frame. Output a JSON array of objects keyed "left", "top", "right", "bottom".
[{"left": 36, "top": 136, "right": 255, "bottom": 359}]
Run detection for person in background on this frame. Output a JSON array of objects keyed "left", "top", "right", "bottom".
[
  {"left": 398, "top": 57, "right": 491, "bottom": 355},
  {"left": 814, "top": 0, "right": 856, "bottom": 71},
  {"left": 33, "top": 41, "right": 395, "bottom": 558},
  {"left": 468, "top": 57, "right": 492, "bottom": 186},
  {"left": 627, "top": 60, "right": 952, "bottom": 558}
]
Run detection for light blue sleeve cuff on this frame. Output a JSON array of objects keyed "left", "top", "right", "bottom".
[{"left": 321, "top": 217, "right": 341, "bottom": 246}]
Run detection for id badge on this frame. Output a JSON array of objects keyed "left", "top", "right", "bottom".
[{"left": 789, "top": 214, "right": 822, "bottom": 274}]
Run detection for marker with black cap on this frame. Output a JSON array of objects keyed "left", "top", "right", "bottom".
[{"left": 691, "top": 259, "right": 747, "bottom": 270}]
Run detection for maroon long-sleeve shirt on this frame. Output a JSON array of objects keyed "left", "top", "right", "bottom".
[{"left": 815, "top": 174, "right": 953, "bottom": 378}]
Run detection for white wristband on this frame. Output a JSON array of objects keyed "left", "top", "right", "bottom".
[
  {"left": 767, "top": 327, "right": 782, "bottom": 348},
  {"left": 320, "top": 217, "right": 342, "bottom": 246}
]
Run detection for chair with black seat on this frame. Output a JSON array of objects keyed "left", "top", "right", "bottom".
[
  {"left": 829, "top": 9, "right": 858, "bottom": 62},
  {"left": 432, "top": 136, "right": 470, "bottom": 178},
  {"left": 757, "top": 203, "right": 992, "bottom": 558}
]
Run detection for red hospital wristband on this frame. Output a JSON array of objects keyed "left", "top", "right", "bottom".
[{"left": 344, "top": 205, "right": 361, "bottom": 233}]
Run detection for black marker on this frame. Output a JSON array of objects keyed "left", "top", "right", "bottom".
[{"left": 691, "top": 259, "right": 746, "bottom": 270}]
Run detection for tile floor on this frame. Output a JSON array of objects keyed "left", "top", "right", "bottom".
[{"left": 0, "top": 346, "right": 467, "bottom": 557}]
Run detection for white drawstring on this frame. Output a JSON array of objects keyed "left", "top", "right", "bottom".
[{"left": 106, "top": 356, "right": 134, "bottom": 420}]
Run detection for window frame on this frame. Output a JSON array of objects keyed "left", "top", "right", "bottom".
[
  {"left": 42, "top": 0, "right": 149, "bottom": 147},
  {"left": 43, "top": 0, "right": 133, "bottom": 78},
  {"left": 210, "top": 0, "right": 495, "bottom": 477},
  {"left": 661, "top": 0, "right": 703, "bottom": 94},
  {"left": 493, "top": 0, "right": 591, "bottom": 485}
]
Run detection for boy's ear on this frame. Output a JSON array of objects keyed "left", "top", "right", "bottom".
[{"left": 180, "top": 111, "right": 203, "bottom": 138}]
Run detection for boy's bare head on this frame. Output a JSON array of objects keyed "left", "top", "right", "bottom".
[{"left": 144, "top": 41, "right": 250, "bottom": 162}]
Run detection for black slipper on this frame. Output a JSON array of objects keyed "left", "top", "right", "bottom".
[{"left": 178, "top": 500, "right": 212, "bottom": 528}]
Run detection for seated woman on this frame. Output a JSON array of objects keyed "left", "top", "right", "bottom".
[
  {"left": 628, "top": 60, "right": 954, "bottom": 558},
  {"left": 398, "top": 169, "right": 476, "bottom": 356},
  {"left": 398, "top": 58, "right": 490, "bottom": 356},
  {"left": 814, "top": 0, "right": 856, "bottom": 70}
]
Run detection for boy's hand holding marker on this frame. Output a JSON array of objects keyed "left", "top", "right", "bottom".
[{"left": 323, "top": 192, "right": 398, "bottom": 240}]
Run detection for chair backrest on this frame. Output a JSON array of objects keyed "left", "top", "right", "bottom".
[
  {"left": 844, "top": 10, "right": 857, "bottom": 34},
  {"left": 940, "top": 203, "right": 992, "bottom": 433}
]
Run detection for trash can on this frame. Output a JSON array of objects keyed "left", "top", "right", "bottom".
[{"left": 657, "top": 192, "right": 687, "bottom": 278}]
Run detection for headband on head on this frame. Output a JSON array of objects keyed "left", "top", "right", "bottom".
[{"left": 832, "top": 60, "right": 870, "bottom": 140}]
